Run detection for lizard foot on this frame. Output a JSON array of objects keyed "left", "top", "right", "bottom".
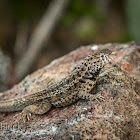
[
  {"left": 94, "top": 94, "right": 105, "bottom": 103},
  {"left": 13, "top": 109, "right": 32, "bottom": 123},
  {"left": 21, "top": 109, "right": 32, "bottom": 122},
  {"left": 99, "top": 67, "right": 116, "bottom": 78},
  {"left": 78, "top": 92, "right": 105, "bottom": 103}
]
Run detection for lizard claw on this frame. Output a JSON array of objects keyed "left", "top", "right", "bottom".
[
  {"left": 95, "top": 94, "right": 105, "bottom": 103},
  {"left": 26, "top": 112, "right": 31, "bottom": 122}
]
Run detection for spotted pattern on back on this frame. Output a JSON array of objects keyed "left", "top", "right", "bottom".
[{"left": 49, "top": 49, "right": 115, "bottom": 107}]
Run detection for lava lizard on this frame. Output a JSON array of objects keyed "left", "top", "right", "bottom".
[{"left": 0, "top": 49, "right": 116, "bottom": 121}]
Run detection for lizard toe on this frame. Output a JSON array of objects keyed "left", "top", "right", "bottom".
[
  {"left": 95, "top": 94, "right": 105, "bottom": 103},
  {"left": 22, "top": 110, "right": 32, "bottom": 122}
]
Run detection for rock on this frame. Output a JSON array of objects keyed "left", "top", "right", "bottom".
[{"left": 0, "top": 42, "right": 139, "bottom": 140}]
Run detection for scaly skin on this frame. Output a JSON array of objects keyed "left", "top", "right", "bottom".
[{"left": 0, "top": 49, "right": 116, "bottom": 121}]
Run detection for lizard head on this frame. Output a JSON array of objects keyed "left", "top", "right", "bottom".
[
  {"left": 84, "top": 49, "right": 116, "bottom": 74},
  {"left": 94, "top": 49, "right": 116, "bottom": 63}
]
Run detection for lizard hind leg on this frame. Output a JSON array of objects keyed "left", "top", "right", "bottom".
[{"left": 15, "top": 99, "right": 52, "bottom": 122}]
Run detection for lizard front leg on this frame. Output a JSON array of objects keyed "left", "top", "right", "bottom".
[
  {"left": 78, "top": 68, "right": 115, "bottom": 102},
  {"left": 15, "top": 99, "right": 52, "bottom": 122},
  {"left": 78, "top": 68, "right": 115, "bottom": 101},
  {"left": 98, "top": 67, "right": 115, "bottom": 79}
]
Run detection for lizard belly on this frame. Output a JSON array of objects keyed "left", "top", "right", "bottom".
[{"left": 51, "top": 92, "right": 79, "bottom": 107}]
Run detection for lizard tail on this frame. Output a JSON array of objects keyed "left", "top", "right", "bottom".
[{"left": 0, "top": 99, "right": 22, "bottom": 112}]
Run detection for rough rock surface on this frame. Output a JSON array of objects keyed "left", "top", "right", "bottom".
[{"left": 0, "top": 42, "right": 139, "bottom": 140}]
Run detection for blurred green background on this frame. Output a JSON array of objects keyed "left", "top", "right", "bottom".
[{"left": 0, "top": 0, "right": 140, "bottom": 90}]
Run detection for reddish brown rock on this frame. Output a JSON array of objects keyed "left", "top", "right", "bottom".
[{"left": 0, "top": 42, "right": 139, "bottom": 140}]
